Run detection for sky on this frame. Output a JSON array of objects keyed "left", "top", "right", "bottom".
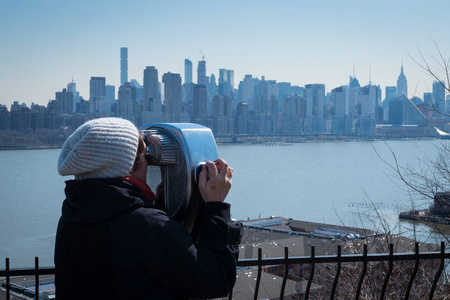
[{"left": 1, "top": 0, "right": 449, "bottom": 108}]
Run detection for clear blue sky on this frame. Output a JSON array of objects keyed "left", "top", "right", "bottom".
[{"left": 1, "top": 0, "right": 449, "bottom": 107}]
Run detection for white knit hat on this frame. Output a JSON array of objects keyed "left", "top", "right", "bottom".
[{"left": 58, "top": 117, "right": 139, "bottom": 180}]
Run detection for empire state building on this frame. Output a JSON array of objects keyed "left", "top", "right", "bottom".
[{"left": 396, "top": 64, "right": 408, "bottom": 97}]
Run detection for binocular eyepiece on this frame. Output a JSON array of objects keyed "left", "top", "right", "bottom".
[
  {"left": 140, "top": 123, "right": 219, "bottom": 235},
  {"left": 142, "top": 130, "right": 178, "bottom": 166}
]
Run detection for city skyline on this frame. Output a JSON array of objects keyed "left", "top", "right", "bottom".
[{"left": 1, "top": 0, "right": 449, "bottom": 108}]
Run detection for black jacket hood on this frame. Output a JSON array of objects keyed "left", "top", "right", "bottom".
[{"left": 62, "top": 178, "right": 152, "bottom": 223}]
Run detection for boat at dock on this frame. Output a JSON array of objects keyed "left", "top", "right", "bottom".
[{"left": 399, "top": 210, "right": 450, "bottom": 225}]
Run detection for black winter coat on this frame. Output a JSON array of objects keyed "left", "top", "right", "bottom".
[{"left": 55, "top": 178, "right": 242, "bottom": 300}]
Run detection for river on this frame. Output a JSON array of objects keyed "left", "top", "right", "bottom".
[{"left": 0, "top": 139, "right": 448, "bottom": 268}]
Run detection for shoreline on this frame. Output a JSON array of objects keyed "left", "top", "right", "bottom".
[
  {"left": 0, "top": 136, "right": 441, "bottom": 151},
  {"left": 0, "top": 146, "right": 62, "bottom": 151}
]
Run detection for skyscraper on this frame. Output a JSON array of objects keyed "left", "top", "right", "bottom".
[
  {"left": 304, "top": 84, "right": 325, "bottom": 133},
  {"left": 227, "top": 70, "right": 234, "bottom": 92},
  {"left": 242, "top": 75, "right": 255, "bottom": 110},
  {"left": 184, "top": 59, "right": 193, "bottom": 84},
  {"left": 197, "top": 59, "right": 206, "bottom": 85},
  {"left": 56, "top": 88, "right": 73, "bottom": 114},
  {"left": 235, "top": 102, "right": 249, "bottom": 134},
  {"left": 212, "top": 95, "right": 233, "bottom": 135},
  {"left": 143, "top": 66, "right": 160, "bottom": 112},
  {"left": 396, "top": 64, "right": 407, "bottom": 97},
  {"left": 89, "top": 77, "right": 106, "bottom": 113},
  {"left": 162, "top": 72, "right": 182, "bottom": 122},
  {"left": 106, "top": 85, "right": 115, "bottom": 104},
  {"left": 385, "top": 86, "right": 397, "bottom": 102},
  {"left": 67, "top": 80, "right": 80, "bottom": 112},
  {"left": 218, "top": 69, "right": 229, "bottom": 95},
  {"left": 121, "top": 47, "right": 128, "bottom": 86},
  {"left": 192, "top": 84, "right": 207, "bottom": 126},
  {"left": 433, "top": 80, "right": 446, "bottom": 115},
  {"left": 208, "top": 74, "right": 217, "bottom": 100},
  {"left": 383, "top": 86, "right": 397, "bottom": 122},
  {"left": 117, "top": 82, "right": 135, "bottom": 122}
]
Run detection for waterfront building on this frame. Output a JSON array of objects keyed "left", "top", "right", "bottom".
[
  {"left": 197, "top": 59, "right": 207, "bottom": 86},
  {"left": 278, "top": 82, "right": 292, "bottom": 110},
  {"left": 212, "top": 95, "right": 233, "bottom": 135},
  {"left": 348, "top": 76, "right": 361, "bottom": 116},
  {"left": 140, "top": 66, "right": 163, "bottom": 125},
  {"left": 130, "top": 80, "right": 143, "bottom": 103},
  {"left": 76, "top": 98, "right": 90, "bottom": 114},
  {"left": 385, "top": 86, "right": 397, "bottom": 102},
  {"left": 219, "top": 68, "right": 230, "bottom": 96},
  {"left": 163, "top": 72, "right": 182, "bottom": 123},
  {"left": 261, "top": 95, "right": 279, "bottom": 135},
  {"left": 234, "top": 102, "right": 249, "bottom": 134},
  {"left": 424, "top": 92, "right": 433, "bottom": 104},
  {"left": 208, "top": 74, "right": 218, "bottom": 100},
  {"left": 106, "top": 85, "right": 116, "bottom": 104},
  {"left": 192, "top": 84, "right": 207, "bottom": 126},
  {"left": 116, "top": 82, "right": 135, "bottom": 122},
  {"left": 89, "top": 77, "right": 106, "bottom": 114},
  {"left": 304, "top": 84, "right": 325, "bottom": 134},
  {"left": 383, "top": 86, "right": 397, "bottom": 122},
  {"left": 267, "top": 81, "right": 278, "bottom": 111},
  {"left": 184, "top": 59, "right": 193, "bottom": 84},
  {"left": 143, "top": 66, "right": 161, "bottom": 112},
  {"left": 67, "top": 81, "right": 80, "bottom": 112},
  {"left": 120, "top": 47, "right": 128, "bottom": 86},
  {"left": 291, "top": 86, "right": 304, "bottom": 98},
  {"left": 331, "top": 86, "right": 349, "bottom": 117},
  {"left": 254, "top": 79, "right": 268, "bottom": 114},
  {"left": 183, "top": 82, "right": 195, "bottom": 104},
  {"left": 330, "top": 86, "right": 351, "bottom": 134},
  {"left": 241, "top": 75, "right": 255, "bottom": 111},
  {"left": 389, "top": 95, "right": 425, "bottom": 126},
  {"left": 355, "top": 84, "right": 381, "bottom": 135},
  {"left": 218, "top": 68, "right": 235, "bottom": 98},
  {"left": 279, "top": 94, "right": 305, "bottom": 135},
  {"left": 228, "top": 70, "right": 234, "bottom": 93},
  {"left": 55, "top": 88, "right": 73, "bottom": 114},
  {"left": 0, "top": 105, "right": 11, "bottom": 130},
  {"left": 432, "top": 80, "right": 446, "bottom": 116},
  {"left": 396, "top": 64, "right": 408, "bottom": 97},
  {"left": 358, "top": 85, "right": 380, "bottom": 117}
]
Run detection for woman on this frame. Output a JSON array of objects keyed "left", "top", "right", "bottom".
[{"left": 55, "top": 117, "right": 241, "bottom": 299}]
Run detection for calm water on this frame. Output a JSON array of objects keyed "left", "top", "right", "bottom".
[{"left": 0, "top": 140, "right": 447, "bottom": 268}]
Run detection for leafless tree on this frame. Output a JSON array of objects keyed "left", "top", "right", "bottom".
[{"left": 409, "top": 42, "right": 450, "bottom": 117}]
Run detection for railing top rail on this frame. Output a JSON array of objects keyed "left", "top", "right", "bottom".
[
  {"left": 237, "top": 249, "right": 450, "bottom": 267},
  {"left": 1, "top": 247, "right": 449, "bottom": 276}
]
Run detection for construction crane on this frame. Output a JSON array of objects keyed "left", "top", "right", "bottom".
[{"left": 199, "top": 48, "right": 205, "bottom": 61}]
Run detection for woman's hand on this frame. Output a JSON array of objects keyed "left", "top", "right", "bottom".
[{"left": 198, "top": 159, "right": 233, "bottom": 203}]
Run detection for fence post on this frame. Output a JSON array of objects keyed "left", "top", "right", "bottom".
[
  {"left": 355, "top": 244, "right": 368, "bottom": 300},
  {"left": 35, "top": 257, "right": 39, "bottom": 299},
  {"left": 330, "top": 245, "right": 341, "bottom": 300},
  {"left": 305, "top": 245, "right": 315, "bottom": 300},
  {"left": 5, "top": 258, "right": 10, "bottom": 300}
]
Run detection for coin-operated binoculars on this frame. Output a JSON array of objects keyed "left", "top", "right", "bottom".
[{"left": 141, "top": 123, "right": 219, "bottom": 236}]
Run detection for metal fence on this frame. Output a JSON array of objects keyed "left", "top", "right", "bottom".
[{"left": 1, "top": 242, "right": 449, "bottom": 300}]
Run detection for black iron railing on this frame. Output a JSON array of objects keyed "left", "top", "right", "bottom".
[{"left": 1, "top": 242, "right": 449, "bottom": 300}]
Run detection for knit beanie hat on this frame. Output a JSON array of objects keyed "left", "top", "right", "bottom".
[{"left": 58, "top": 117, "right": 139, "bottom": 180}]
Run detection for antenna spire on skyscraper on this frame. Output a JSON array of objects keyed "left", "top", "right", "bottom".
[
  {"left": 199, "top": 48, "right": 205, "bottom": 61},
  {"left": 353, "top": 61, "right": 355, "bottom": 77}
]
